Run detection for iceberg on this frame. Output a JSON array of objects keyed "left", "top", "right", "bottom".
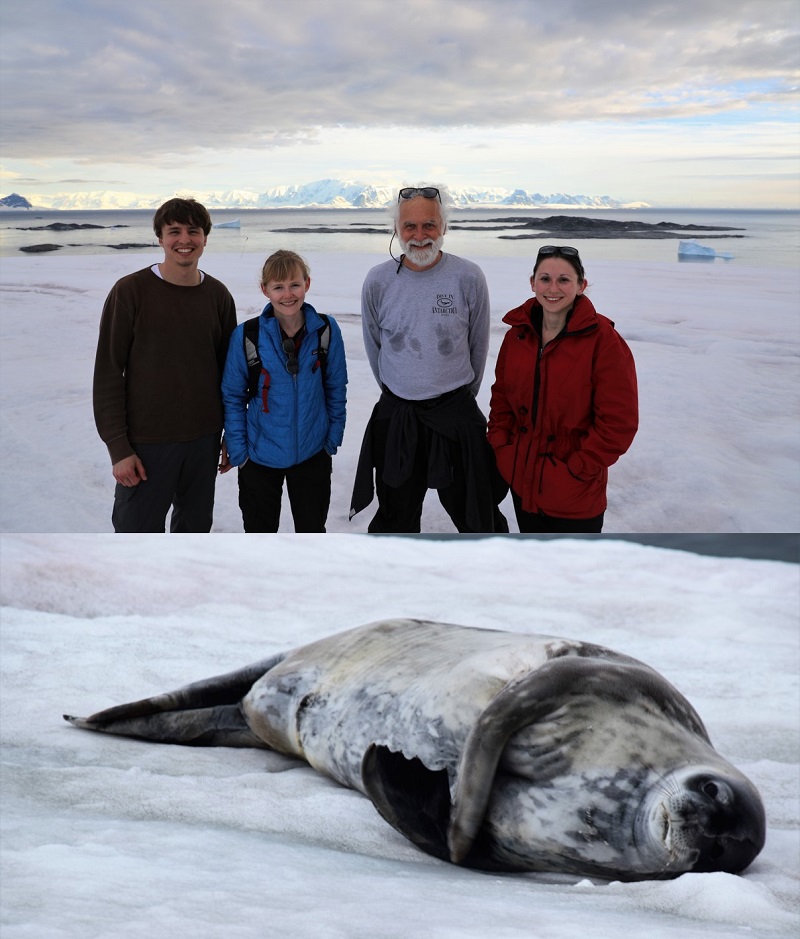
[
  {"left": 678, "top": 240, "right": 734, "bottom": 261},
  {"left": 213, "top": 218, "right": 240, "bottom": 229}
]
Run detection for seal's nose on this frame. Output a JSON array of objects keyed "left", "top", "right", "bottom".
[{"left": 684, "top": 773, "right": 766, "bottom": 874}]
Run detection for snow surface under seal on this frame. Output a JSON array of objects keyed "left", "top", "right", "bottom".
[{"left": 1, "top": 534, "right": 798, "bottom": 938}]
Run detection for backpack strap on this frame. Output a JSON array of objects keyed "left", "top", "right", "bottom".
[
  {"left": 243, "top": 316, "right": 263, "bottom": 400},
  {"left": 314, "top": 313, "right": 330, "bottom": 378},
  {"left": 243, "top": 315, "right": 271, "bottom": 412}
]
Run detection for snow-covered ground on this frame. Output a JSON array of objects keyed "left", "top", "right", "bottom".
[
  {"left": 1, "top": 534, "right": 798, "bottom": 938},
  {"left": 1, "top": 251, "right": 798, "bottom": 532}
]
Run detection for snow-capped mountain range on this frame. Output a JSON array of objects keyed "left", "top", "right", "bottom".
[{"left": 0, "top": 180, "right": 648, "bottom": 211}]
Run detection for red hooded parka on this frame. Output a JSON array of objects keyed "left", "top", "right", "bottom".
[{"left": 488, "top": 294, "right": 638, "bottom": 519}]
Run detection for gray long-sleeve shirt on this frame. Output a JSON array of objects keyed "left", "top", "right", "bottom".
[{"left": 361, "top": 253, "right": 490, "bottom": 400}]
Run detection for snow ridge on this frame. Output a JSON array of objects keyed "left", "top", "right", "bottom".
[{"left": 0, "top": 180, "right": 649, "bottom": 211}]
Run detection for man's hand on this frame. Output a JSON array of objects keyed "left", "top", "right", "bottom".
[{"left": 112, "top": 454, "right": 147, "bottom": 487}]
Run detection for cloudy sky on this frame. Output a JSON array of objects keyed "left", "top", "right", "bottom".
[{"left": 1, "top": 0, "right": 798, "bottom": 207}]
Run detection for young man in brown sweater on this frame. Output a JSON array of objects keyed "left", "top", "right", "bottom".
[{"left": 93, "top": 198, "right": 237, "bottom": 532}]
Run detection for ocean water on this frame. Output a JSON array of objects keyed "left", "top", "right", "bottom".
[
  {"left": 416, "top": 534, "right": 800, "bottom": 563},
  {"left": 1, "top": 206, "right": 798, "bottom": 269}
]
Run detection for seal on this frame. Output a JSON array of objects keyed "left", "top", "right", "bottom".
[{"left": 64, "top": 619, "right": 765, "bottom": 880}]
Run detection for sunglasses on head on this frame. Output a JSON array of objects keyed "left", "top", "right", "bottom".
[
  {"left": 398, "top": 187, "right": 441, "bottom": 202},
  {"left": 537, "top": 245, "right": 580, "bottom": 259},
  {"left": 282, "top": 337, "right": 299, "bottom": 375}
]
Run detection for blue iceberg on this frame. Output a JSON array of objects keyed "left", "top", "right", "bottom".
[{"left": 678, "top": 240, "right": 734, "bottom": 262}]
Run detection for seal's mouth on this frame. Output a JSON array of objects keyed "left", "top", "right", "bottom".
[
  {"left": 637, "top": 798, "right": 694, "bottom": 878},
  {"left": 658, "top": 804, "right": 671, "bottom": 848},
  {"left": 654, "top": 794, "right": 701, "bottom": 856},
  {"left": 644, "top": 795, "right": 685, "bottom": 866}
]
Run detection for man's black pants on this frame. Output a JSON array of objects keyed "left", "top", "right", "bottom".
[{"left": 112, "top": 433, "right": 220, "bottom": 533}]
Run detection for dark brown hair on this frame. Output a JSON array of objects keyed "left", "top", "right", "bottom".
[
  {"left": 533, "top": 248, "right": 585, "bottom": 281},
  {"left": 152, "top": 198, "right": 212, "bottom": 238}
]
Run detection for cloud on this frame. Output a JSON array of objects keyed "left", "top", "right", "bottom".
[{"left": 1, "top": 0, "right": 797, "bottom": 165}]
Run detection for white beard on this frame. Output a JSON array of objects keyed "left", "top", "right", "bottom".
[{"left": 399, "top": 234, "right": 444, "bottom": 268}]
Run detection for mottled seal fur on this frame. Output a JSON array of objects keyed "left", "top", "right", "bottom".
[{"left": 64, "top": 619, "right": 765, "bottom": 880}]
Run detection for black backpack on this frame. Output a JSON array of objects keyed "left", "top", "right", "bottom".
[{"left": 243, "top": 313, "right": 330, "bottom": 400}]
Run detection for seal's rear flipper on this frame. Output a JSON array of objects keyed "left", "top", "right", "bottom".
[
  {"left": 63, "top": 654, "right": 286, "bottom": 748},
  {"left": 362, "top": 744, "right": 452, "bottom": 862},
  {"left": 64, "top": 704, "right": 270, "bottom": 748}
]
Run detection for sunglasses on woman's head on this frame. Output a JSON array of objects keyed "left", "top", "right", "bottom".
[
  {"left": 537, "top": 245, "right": 580, "bottom": 259},
  {"left": 398, "top": 187, "right": 441, "bottom": 202}
]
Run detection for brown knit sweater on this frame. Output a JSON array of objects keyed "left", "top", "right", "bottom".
[{"left": 93, "top": 267, "right": 237, "bottom": 464}]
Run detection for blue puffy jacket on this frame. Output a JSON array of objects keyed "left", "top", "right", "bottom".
[{"left": 222, "top": 302, "right": 347, "bottom": 469}]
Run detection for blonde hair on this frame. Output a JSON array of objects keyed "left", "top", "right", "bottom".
[{"left": 260, "top": 249, "right": 310, "bottom": 286}]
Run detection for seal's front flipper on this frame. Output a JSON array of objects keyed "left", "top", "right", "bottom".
[
  {"left": 362, "top": 744, "right": 452, "bottom": 862},
  {"left": 64, "top": 704, "right": 269, "bottom": 748}
]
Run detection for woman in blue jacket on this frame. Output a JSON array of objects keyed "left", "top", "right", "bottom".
[{"left": 222, "top": 250, "right": 347, "bottom": 531}]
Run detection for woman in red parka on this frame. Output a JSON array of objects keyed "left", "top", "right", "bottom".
[{"left": 488, "top": 245, "right": 638, "bottom": 532}]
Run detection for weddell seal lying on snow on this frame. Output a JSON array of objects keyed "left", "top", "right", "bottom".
[{"left": 64, "top": 619, "right": 765, "bottom": 881}]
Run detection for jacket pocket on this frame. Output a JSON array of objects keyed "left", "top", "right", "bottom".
[
  {"left": 539, "top": 455, "right": 604, "bottom": 517},
  {"left": 552, "top": 428, "right": 586, "bottom": 464}
]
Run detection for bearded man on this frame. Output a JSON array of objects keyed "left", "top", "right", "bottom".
[{"left": 350, "top": 184, "right": 508, "bottom": 533}]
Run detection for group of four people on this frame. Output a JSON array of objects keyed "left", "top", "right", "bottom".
[{"left": 93, "top": 186, "right": 639, "bottom": 534}]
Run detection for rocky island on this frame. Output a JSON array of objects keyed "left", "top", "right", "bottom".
[
  {"left": 272, "top": 215, "right": 745, "bottom": 240},
  {"left": 13, "top": 221, "right": 154, "bottom": 253},
  {"left": 469, "top": 216, "right": 745, "bottom": 240}
]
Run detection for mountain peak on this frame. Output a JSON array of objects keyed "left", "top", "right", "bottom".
[
  {"left": 0, "top": 193, "right": 33, "bottom": 209},
  {"left": 1, "top": 180, "right": 648, "bottom": 211}
]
